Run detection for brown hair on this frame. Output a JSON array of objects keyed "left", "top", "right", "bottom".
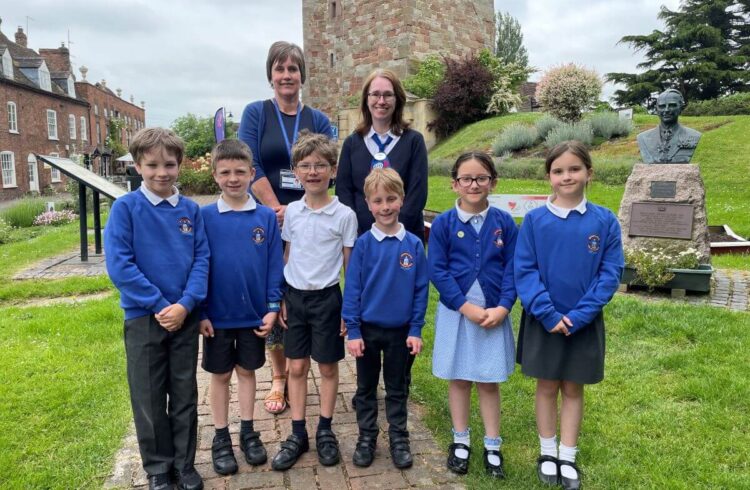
[
  {"left": 364, "top": 168, "right": 405, "bottom": 199},
  {"left": 451, "top": 151, "right": 497, "bottom": 180},
  {"left": 290, "top": 130, "right": 338, "bottom": 167},
  {"left": 266, "top": 41, "right": 306, "bottom": 84},
  {"left": 544, "top": 140, "right": 592, "bottom": 174},
  {"left": 210, "top": 139, "right": 253, "bottom": 170},
  {"left": 130, "top": 127, "right": 184, "bottom": 165},
  {"left": 355, "top": 69, "right": 410, "bottom": 136}
]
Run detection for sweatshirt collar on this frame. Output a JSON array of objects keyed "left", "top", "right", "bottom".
[
  {"left": 546, "top": 195, "right": 587, "bottom": 219},
  {"left": 455, "top": 199, "right": 489, "bottom": 223},
  {"left": 370, "top": 223, "right": 406, "bottom": 241},
  {"left": 140, "top": 184, "right": 180, "bottom": 207},
  {"left": 217, "top": 195, "right": 257, "bottom": 213}
]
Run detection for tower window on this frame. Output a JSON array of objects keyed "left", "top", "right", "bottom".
[
  {"left": 330, "top": 53, "right": 335, "bottom": 67},
  {"left": 330, "top": 2, "right": 337, "bottom": 19}
]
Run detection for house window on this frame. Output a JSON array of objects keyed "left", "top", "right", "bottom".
[
  {"left": 69, "top": 114, "right": 76, "bottom": 139},
  {"left": 1, "top": 151, "right": 16, "bottom": 187},
  {"left": 50, "top": 152, "right": 61, "bottom": 183},
  {"left": 39, "top": 64, "right": 52, "bottom": 91},
  {"left": 47, "top": 110, "right": 58, "bottom": 140},
  {"left": 2, "top": 50, "right": 12, "bottom": 79},
  {"left": 80, "top": 116, "right": 88, "bottom": 141},
  {"left": 96, "top": 121, "right": 101, "bottom": 144},
  {"left": 67, "top": 76, "right": 76, "bottom": 97},
  {"left": 7, "top": 102, "right": 18, "bottom": 133},
  {"left": 94, "top": 104, "right": 98, "bottom": 116},
  {"left": 104, "top": 108, "right": 108, "bottom": 118}
]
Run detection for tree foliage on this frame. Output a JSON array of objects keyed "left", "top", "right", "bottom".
[
  {"left": 536, "top": 64, "right": 602, "bottom": 122},
  {"left": 478, "top": 48, "right": 532, "bottom": 115},
  {"left": 171, "top": 113, "right": 215, "bottom": 159},
  {"left": 607, "top": 0, "right": 750, "bottom": 107},
  {"left": 495, "top": 11, "right": 529, "bottom": 69},
  {"left": 403, "top": 55, "right": 445, "bottom": 99},
  {"left": 105, "top": 118, "right": 127, "bottom": 159}
]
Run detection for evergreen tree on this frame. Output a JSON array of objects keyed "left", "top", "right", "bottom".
[
  {"left": 607, "top": 0, "right": 750, "bottom": 107},
  {"left": 495, "top": 11, "right": 529, "bottom": 69}
]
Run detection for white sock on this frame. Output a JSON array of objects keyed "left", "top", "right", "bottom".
[
  {"left": 539, "top": 434, "right": 558, "bottom": 476},
  {"left": 452, "top": 428, "right": 470, "bottom": 459},
  {"left": 483, "top": 435, "right": 502, "bottom": 466},
  {"left": 558, "top": 443, "right": 579, "bottom": 479}
]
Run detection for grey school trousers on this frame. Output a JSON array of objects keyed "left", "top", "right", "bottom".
[{"left": 124, "top": 311, "right": 199, "bottom": 476}]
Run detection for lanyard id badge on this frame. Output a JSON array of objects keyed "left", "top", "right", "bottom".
[
  {"left": 279, "top": 169, "right": 303, "bottom": 190},
  {"left": 370, "top": 134, "right": 393, "bottom": 170},
  {"left": 272, "top": 99, "right": 302, "bottom": 162}
]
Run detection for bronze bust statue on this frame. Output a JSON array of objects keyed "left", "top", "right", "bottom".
[{"left": 636, "top": 89, "right": 701, "bottom": 163}]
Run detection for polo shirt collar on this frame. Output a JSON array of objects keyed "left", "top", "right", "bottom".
[
  {"left": 140, "top": 184, "right": 180, "bottom": 207},
  {"left": 370, "top": 223, "right": 406, "bottom": 242},
  {"left": 546, "top": 195, "right": 587, "bottom": 219},
  {"left": 217, "top": 195, "right": 257, "bottom": 213},
  {"left": 455, "top": 199, "right": 489, "bottom": 223},
  {"left": 301, "top": 195, "right": 340, "bottom": 215}
]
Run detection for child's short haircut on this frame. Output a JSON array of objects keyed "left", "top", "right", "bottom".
[
  {"left": 210, "top": 139, "right": 254, "bottom": 170},
  {"left": 130, "top": 127, "right": 185, "bottom": 165},
  {"left": 364, "top": 168, "right": 404, "bottom": 199},
  {"left": 291, "top": 129, "right": 338, "bottom": 167}
]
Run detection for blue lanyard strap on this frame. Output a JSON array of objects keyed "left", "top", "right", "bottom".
[
  {"left": 272, "top": 99, "right": 302, "bottom": 163},
  {"left": 372, "top": 133, "right": 393, "bottom": 153}
]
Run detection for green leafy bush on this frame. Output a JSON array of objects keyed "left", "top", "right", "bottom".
[
  {"left": 0, "top": 199, "right": 46, "bottom": 228},
  {"left": 588, "top": 112, "right": 633, "bottom": 139},
  {"left": 0, "top": 217, "right": 13, "bottom": 244},
  {"left": 403, "top": 55, "right": 445, "bottom": 99},
  {"left": 496, "top": 158, "right": 546, "bottom": 180},
  {"left": 681, "top": 93, "right": 750, "bottom": 116},
  {"left": 536, "top": 64, "right": 602, "bottom": 122},
  {"left": 535, "top": 114, "right": 562, "bottom": 140},
  {"left": 492, "top": 123, "right": 538, "bottom": 155},
  {"left": 427, "top": 158, "right": 455, "bottom": 177},
  {"left": 625, "top": 243, "right": 701, "bottom": 290},
  {"left": 177, "top": 168, "right": 219, "bottom": 195},
  {"left": 544, "top": 120, "right": 594, "bottom": 148}
]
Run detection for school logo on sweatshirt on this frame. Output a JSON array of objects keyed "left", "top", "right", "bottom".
[
  {"left": 493, "top": 229, "right": 504, "bottom": 248},
  {"left": 252, "top": 227, "right": 265, "bottom": 245},
  {"left": 588, "top": 234, "right": 601, "bottom": 253},
  {"left": 399, "top": 252, "right": 414, "bottom": 270},
  {"left": 178, "top": 217, "right": 193, "bottom": 234}
]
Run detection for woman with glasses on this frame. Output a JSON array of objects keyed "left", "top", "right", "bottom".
[
  {"left": 336, "top": 69, "right": 428, "bottom": 241},
  {"left": 238, "top": 41, "right": 333, "bottom": 416}
]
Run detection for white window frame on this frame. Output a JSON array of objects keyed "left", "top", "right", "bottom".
[
  {"left": 67, "top": 76, "right": 76, "bottom": 97},
  {"left": 49, "top": 152, "right": 61, "bottom": 182},
  {"left": 96, "top": 121, "right": 101, "bottom": 144},
  {"left": 1, "top": 151, "right": 17, "bottom": 188},
  {"left": 47, "top": 109, "right": 58, "bottom": 140},
  {"left": 104, "top": 108, "right": 108, "bottom": 118},
  {"left": 7, "top": 101, "right": 18, "bottom": 133},
  {"left": 39, "top": 63, "right": 52, "bottom": 91},
  {"left": 80, "top": 116, "right": 88, "bottom": 141},
  {"left": 94, "top": 104, "right": 98, "bottom": 116},
  {"left": 2, "top": 50, "right": 12, "bottom": 79},
  {"left": 68, "top": 114, "right": 76, "bottom": 139}
]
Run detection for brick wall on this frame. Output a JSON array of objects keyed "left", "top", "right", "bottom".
[{"left": 75, "top": 82, "right": 145, "bottom": 152}]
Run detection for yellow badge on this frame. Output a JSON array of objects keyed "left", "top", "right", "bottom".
[{"left": 457, "top": 231, "right": 465, "bottom": 238}]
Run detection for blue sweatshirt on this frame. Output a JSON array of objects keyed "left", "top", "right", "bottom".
[
  {"left": 200, "top": 201, "right": 284, "bottom": 328},
  {"left": 514, "top": 203, "right": 624, "bottom": 334},
  {"left": 104, "top": 190, "right": 210, "bottom": 320},
  {"left": 343, "top": 227, "right": 429, "bottom": 340},
  {"left": 428, "top": 207, "right": 518, "bottom": 312}
]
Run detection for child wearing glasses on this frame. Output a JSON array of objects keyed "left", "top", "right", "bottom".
[
  {"left": 428, "top": 151, "right": 518, "bottom": 479},
  {"left": 271, "top": 130, "right": 358, "bottom": 471}
]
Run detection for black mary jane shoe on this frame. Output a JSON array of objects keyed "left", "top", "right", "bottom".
[
  {"left": 389, "top": 437, "right": 413, "bottom": 469},
  {"left": 240, "top": 430, "right": 267, "bottom": 466},
  {"left": 271, "top": 434, "right": 309, "bottom": 471},
  {"left": 148, "top": 473, "right": 171, "bottom": 490},
  {"left": 559, "top": 460, "right": 582, "bottom": 490},
  {"left": 211, "top": 436, "right": 238, "bottom": 475},
  {"left": 352, "top": 435, "right": 377, "bottom": 467},
  {"left": 315, "top": 429, "right": 341, "bottom": 466},
  {"left": 175, "top": 466, "right": 203, "bottom": 490},
  {"left": 536, "top": 455, "right": 559, "bottom": 485},
  {"left": 483, "top": 448, "right": 505, "bottom": 479},
  {"left": 446, "top": 442, "right": 471, "bottom": 475}
]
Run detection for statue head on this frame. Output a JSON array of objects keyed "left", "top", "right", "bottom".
[{"left": 655, "top": 89, "right": 685, "bottom": 126}]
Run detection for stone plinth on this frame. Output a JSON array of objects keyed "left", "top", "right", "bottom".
[{"left": 618, "top": 164, "right": 711, "bottom": 264}]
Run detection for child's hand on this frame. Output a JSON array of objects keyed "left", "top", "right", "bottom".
[
  {"left": 156, "top": 304, "right": 188, "bottom": 332},
  {"left": 480, "top": 306, "right": 509, "bottom": 329},
  {"left": 278, "top": 300, "right": 288, "bottom": 329},
  {"left": 339, "top": 319, "right": 347, "bottom": 337},
  {"left": 199, "top": 319, "right": 214, "bottom": 338},
  {"left": 347, "top": 339, "right": 365, "bottom": 358},
  {"left": 459, "top": 302, "right": 488, "bottom": 325},
  {"left": 550, "top": 316, "right": 572, "bottom": 336},
  {"left": 273, "top": 205, "right": 287, "bottom": 227},
  {"left": 255, "top": 312, "right": 277, "bottom": 338},
  {"left": 406, "top": 336, "right": 422, "bottom": 355}
]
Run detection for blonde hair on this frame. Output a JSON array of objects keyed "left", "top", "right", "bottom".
[
  {"left": 130, "top": 127, "right": 185, "bottom": 165},
  {"left": 290, "top": 130, "right": 338, "bottom": 167},
  {"left": 364, "top": 168, "right": 404, "bottom": 199}
]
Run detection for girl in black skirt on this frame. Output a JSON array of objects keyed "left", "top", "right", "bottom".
[{"left": 514, "top": 141, "right": 624, "bottom": 489}]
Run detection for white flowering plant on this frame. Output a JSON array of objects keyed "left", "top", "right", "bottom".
[
  {"left": 33, "top": 210, "right": 78, "bottom": 227},
  {"left": 624, "top": 243, "right": 701, "bottom": 290}
]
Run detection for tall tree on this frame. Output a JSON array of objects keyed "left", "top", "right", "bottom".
[
  {"left": 607, "top": 0, "right": 750, "bottom": 107},
  {"left": 495, "top": 11, "right": 529, "bottom": 68}
]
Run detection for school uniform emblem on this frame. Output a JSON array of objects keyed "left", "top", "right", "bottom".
[
  {"left": 399, "top": 252, "right": 414, "bottom": 270},
  {"left": 178, "top": 217, "right": 193, "bottom": 234},
  {"left": 252, "top": 227, "right": 265, "bottom": 245},
  {"left": 587, "top": 234, "right": 601, "bottom": 253},
  {"left": 493, "top": 229, "right": 504, "bottom": 248}
]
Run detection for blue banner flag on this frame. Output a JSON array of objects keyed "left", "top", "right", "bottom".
[{"left": 214, "top": 107, "right": 225, "bottom": 143}]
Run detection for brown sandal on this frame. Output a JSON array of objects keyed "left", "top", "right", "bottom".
[{"left": 264, "top": 374, "right": 288, "bottom": 414}]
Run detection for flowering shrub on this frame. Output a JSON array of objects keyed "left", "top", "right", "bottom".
[
  {"left": 178, "top": 154, "right": 218, "bottom": 195},
  {"left": 33, "top": 210, "right": 78, "bottom": 227},
  {"left": 624, "top": 244, "right": 701, "bottom": 290},
  {"left": 536, "top": 64, "right": 602, "bottom": 122}
]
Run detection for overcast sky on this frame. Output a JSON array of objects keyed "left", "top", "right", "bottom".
[{"left": 2, "top": 0, "right": 680, "bottom": 127}]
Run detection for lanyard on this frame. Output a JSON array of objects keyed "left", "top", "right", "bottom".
[
  {"left": 272, "top": 99, "right": 301, "bottom": 163},
  {"left": 372, "top": 133, "right": 393, "bottom": 153}
]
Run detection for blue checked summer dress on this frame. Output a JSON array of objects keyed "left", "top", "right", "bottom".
[{"left": 432, "top": 215, "right": 516, "bottom": 383}]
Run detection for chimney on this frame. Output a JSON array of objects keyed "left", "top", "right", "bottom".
[
  {"left": 39, "top": 45, "right": 72, "bottom": 72},
  {"left": 15, "top": 27, "right": 27, "bottom": 47},
  {"left": 141, "top": 101, "right": 145, "bottom": 109},
  {"left": 116, "top": 88, "right": 122, "bottom": 98},
  {"left": 79, "top": 65, "right": 88, "bottom": 81},
  {"left": 101, "top": 79, "right": 107, "bottom": 88},
  {"left": 130, "top": 95, "right": 134, "bottom": 103}
]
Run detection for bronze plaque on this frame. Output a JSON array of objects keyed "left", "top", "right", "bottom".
[
  {"left": 650, "top": 181, "right": 677, "bottom": 199},
  {"left": 629, "top": 202, "right": 694, "bottom": 239}
]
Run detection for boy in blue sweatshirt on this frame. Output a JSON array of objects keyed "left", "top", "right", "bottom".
[
  {"left": 104, "top": 128, "right": 209, "bottom": 490},
  {"left": 199, "top": 139, "right": 284, "bottom": 475},
  {"left": 342, "top": 168, "right": 428, "bottom": 469}
]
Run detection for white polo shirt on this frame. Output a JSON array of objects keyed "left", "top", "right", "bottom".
[{"left": 281, "top": 195, "right": 358, "bottom": 290}]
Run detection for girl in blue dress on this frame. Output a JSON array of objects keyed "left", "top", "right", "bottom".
[
  {"left": 428, "top": 151, "right": 518, "bottom": 479},
  {"left": 514, "top": 141, "right": 624, "bottom": 489}
]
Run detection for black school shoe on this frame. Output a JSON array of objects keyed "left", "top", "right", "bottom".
[
  {"left": 175, "top": 466, "right": 203, "bottom": 490},
  {"left": 536, "top": 455, "right": 559, "bottom": 486},
  {"left": 483, "top": 448, "right": 505, "bottom": 479},
  {"left": 559, "top": 460, "right": 582, "bottom": 490},
  {"left": 352, "top": 435, "right": 377, "bottom": 467},
  {"left": 446, "top": 443, "right": 471, "bottom": 474},
  {"left": 271, "top": 434, "right": 309, "bottom": 471},
  {"left": 315, "top": 429, "right": 341, "bottom": 466},
  {"left": 148, "top": 473, "right": 171, "bottom": 490},
  {"left": 211, "top": 435, "right": 238, "bottom": 475},
  {"left": 390, "top": 436, "right": 413, "bottom": 469},
  {"left": 240, "top": 430, "right": 267, "bottom": 466}
]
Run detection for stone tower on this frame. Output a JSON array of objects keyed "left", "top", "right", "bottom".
[{"left": 302, "top": 0, "right": 495, "bottom": 117}]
